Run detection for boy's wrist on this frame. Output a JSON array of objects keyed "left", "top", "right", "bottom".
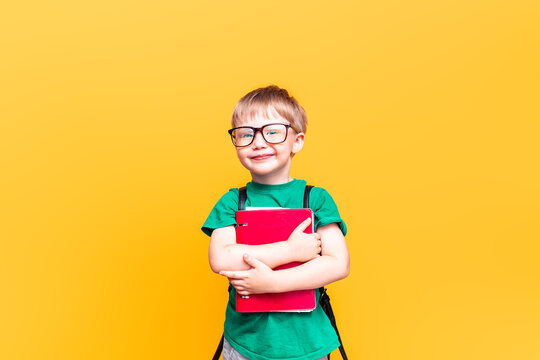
[
  {"left": 282, "top": 241, "right": 296, "bottom": 264},
  {"left": 267, "top": 270, "right": 283, "bottom": 293}
]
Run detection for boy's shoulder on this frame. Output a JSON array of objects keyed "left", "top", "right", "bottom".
[
  {"left": 201, "top": 188, "right": 240, "bottom": 236},
  {"left": 308, "top": 185, "right": 334, "bottom": 202},
  {"left": 216, "top": 187, "right": 240, "bottom": 205}
]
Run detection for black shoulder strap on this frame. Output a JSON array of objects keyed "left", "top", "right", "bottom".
[
  {"left": 238, "top": 186, "right": 247, "bottom": 211},
  {"left": 213, "top": 187, "right": 246, "bottom": 359},
  {"left": 305, "top": 185, "right": 348, "bottom": 360},
  {"left": 304, "top": 185, "right": 313, "bottom": 208},
  {"left": 212, "top": 334, "right": 224, "bottom": 360},
  {"left": 319, "top": 288, "right": 348, "bottom": 359}
]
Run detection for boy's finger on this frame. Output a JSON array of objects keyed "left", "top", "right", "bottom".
[
  {"left": 293, "top": 217, "right": 312, "bottom": 233},
  {"left": 219, "top": 270, "right": 247, "bottom": 279},
  {"left": 243, "top": 253, "right": 264, "bottom": 268},
  {"left": 219, "top": 270, "right": 233, "bottom": 277},
  {"left": 230, "top": 280, "right": 244, "bottom": 287}
]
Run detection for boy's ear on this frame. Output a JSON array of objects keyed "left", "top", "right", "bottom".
[{"left": 291, "top": 132, "right": 305, "bottom": 155}]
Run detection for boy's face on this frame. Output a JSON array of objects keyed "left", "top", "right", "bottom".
[{"left": 234, "top": 108, "right": 304, "bottom": 184}]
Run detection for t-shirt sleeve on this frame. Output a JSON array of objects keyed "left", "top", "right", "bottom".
[
  {"left": 310, "top": 187, "right": 347, "bottom": 236},
  {"left": 201, "top": 188, "right": 239, "bottom": 236}
]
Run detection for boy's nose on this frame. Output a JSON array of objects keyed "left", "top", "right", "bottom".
[{"left": 252, "top": 131, "right": 267, "bottom": 148}]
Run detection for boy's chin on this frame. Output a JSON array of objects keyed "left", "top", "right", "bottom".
[
  {"left": 248, "top": 164, "right": 282, "bottom": 175},
  {"left": 249, "top": 167, "right": 291, "bottom": 181},
  {"left": 249, "top": 169, "right": 274, "bottom": 177}
]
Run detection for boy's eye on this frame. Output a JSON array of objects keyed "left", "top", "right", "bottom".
[{"left": 240, "top": 133, "right": 253, "bottom": 139}]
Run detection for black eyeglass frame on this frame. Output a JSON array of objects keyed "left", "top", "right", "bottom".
[{"left": 227, "top": 123, "right": 300, "bottom": 147}]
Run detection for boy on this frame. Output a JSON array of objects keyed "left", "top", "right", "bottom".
[{"left": 202, "top": 85, "right": 350, "bottom": 360}]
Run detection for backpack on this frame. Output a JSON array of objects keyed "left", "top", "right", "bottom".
[{"left": 212, "top": 185, "right": 348, "bottom": 360}]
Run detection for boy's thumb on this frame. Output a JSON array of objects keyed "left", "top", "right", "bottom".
[
  {"left": 243, "top": 253, "right": 261, "bottom": 268},
  {"left": 294, "top": 217, "right": 312, "bottom": 233}
]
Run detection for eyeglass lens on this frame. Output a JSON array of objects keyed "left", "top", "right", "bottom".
[{"left": 231, "top": 124, "right": 288, "bottom": 146}]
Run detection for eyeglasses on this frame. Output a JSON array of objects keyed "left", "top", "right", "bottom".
[{"left": 228, "top": 123, "right": 299, "bottom": 147}]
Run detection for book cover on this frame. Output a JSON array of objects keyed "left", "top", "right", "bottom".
[{"left": 234, "top": 208, "right": 316, "bottom": 313}]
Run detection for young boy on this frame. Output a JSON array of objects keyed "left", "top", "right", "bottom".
[{"left": 202, "top": 85, "right": 350, "bottom": 360}]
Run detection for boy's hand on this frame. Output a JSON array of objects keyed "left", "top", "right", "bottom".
[
  {"left": 219, "top": 254, "right": 276, "bottom": 295},
  {"left": 287, "top": 217, "right": 322, "bottom": 262}
]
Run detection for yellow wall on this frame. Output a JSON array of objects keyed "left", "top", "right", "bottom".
[{"left": 1, "top": 1, "right": 539, "bottom": 359}]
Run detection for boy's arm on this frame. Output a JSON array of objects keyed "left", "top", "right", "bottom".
[
  {"left": 208, "top": 217, "right": 322, "bottom": 273},
  {"left": 220, "top": 222, "right": 349, "bottom": 295}
]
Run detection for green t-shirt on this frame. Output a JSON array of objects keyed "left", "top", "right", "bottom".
[{"left": 202, "top": 179, "right": 347, "bottom": 360}]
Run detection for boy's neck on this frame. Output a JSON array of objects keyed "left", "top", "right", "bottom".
[{"left": 250, "top": 173, "right": 294, "bottom": 185}]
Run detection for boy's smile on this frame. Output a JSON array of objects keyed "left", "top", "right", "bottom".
[
  {"left": 251, "top": 153, "right": 274, "bottom": 161},
  {"left": 234, "top": 107, "right": 304, "bottom": 185}
]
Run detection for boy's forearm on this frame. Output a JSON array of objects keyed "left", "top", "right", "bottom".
[
  {"left": 212, "top": 241, "right": 294, "bottom": 272},
  {"left": 209, "top": 223, "right": 320, "bottom": 273},
  {"left": 209, "top": 226, "right": 295, "bottom": 272},
  {"left": 268, "top": 254, "right": 350, "bottom": 293},
  {"left": 266, "top": 222, "right": 350, "bottom": 292}
]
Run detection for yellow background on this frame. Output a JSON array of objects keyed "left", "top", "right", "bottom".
[{"left": 1, "top": 1, "right": 539, "bottom": 359}]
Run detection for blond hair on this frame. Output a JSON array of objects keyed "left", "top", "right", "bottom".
[{"left": 231, "top": 85, "right": 308, "bottom": 133}]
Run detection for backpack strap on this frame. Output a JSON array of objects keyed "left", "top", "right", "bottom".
[
  {"left": 238, "top": 186, "right": 247, "bottom": 211},
  {"left": 213, "top": 188, "right": 246, "bottom": 359},
  {"left": 213, "top": 187, "right": 246, "bottom": 359},
  {"left": 304, "top": 185, "right": 313, "bottom": 208},
  {"left": 212, "top": 334, "right": 224, "bottom": 360},
  {"left": 319, "top": 288, "right": 348, "bottom": 360},
  {"left": 304, "top": 186, "right": 348, "bottom": 360}
]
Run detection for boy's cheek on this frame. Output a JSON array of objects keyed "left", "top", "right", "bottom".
[{"left": 236, "top": 155, "right": 251, "bottom": 170}]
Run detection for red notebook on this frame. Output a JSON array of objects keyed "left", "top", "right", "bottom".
[{"left": 234, "top": 208, "right": 316, "bottom": 313}]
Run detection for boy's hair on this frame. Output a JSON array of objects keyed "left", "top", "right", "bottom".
[{"left": 232, "top": 85, "right": 308, "bottom": 133}]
